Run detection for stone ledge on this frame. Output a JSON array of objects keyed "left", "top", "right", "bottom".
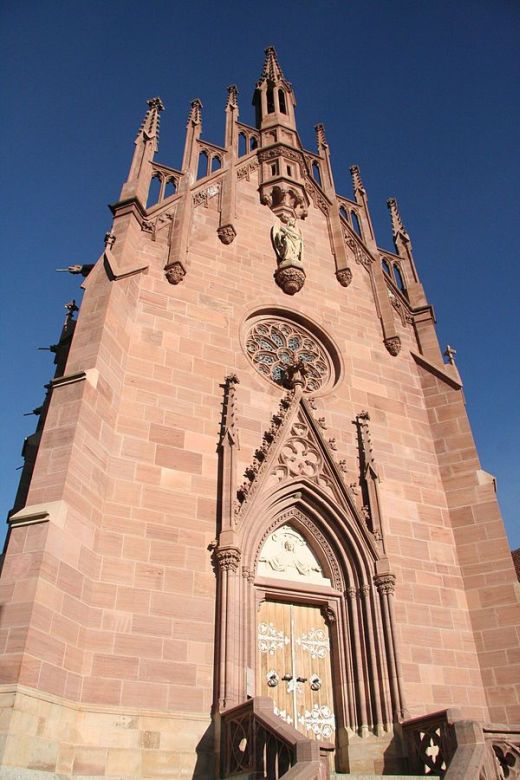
[{"left": 411, "top": 350, "right": 462, "bottom": 390}]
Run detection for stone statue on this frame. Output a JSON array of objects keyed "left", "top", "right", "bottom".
[{"left": 271, "top": 215, "right": 304, "bottom": 269}]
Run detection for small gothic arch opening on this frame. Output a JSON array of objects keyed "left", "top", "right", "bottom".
[
  {"left": 278, "top": 89, "right": 287, "bottom": 115},
  {"left": 382, "top": 258, "right": 391, "bottom": 275},
  {"left": 267, "top": 87, "right": 275, "bottom": 114},
  {"left": 164, "top": 178, "right": 177, "bottom": 199},
  {"left": 393, "top": 263, "right": 406, "bottom": 294},
  {"left": 147, "top": 174, "right": 162, "bottom": 207},
  {"left": 312, "top": 161, "right": 322, "bottom": 187},
  {"left": 339, "top": 205, "right": 349, "bottom": 223},
  {"left": 238, "top": 132, "right": 247, "bottom": 157},
  {"left": 211, "top": 155, "right": 222, "bottom": 173},
  {"left": 197, "top": 150, "right": 209, "bottom": 180},
  {"left": 351, "top": 211, "right": 362, "bottom": 237}
]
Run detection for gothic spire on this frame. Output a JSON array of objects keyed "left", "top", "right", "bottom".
[
  {"left": 136, "top": 97, "right": 164, "bottom": 149},
  {"left": 226, "top": 84, "right": 239, "bottom": 111},
  {"left": 120, "top": 96, "right": 164, "bottom": 203},
  {"left": 315, "top": 123, "right": 328, "bottom": 152},
  {"left": 387, "top": 197, "right": 410, "bottom": 241},
  {"left": 350, "top": 165, "right": 366, "bottom": 195},
  {"left": 187, "top": 98, "right": 203, "bottom": 128},
  {"left": 257, "top": 45, "right": 291, "bottom": 88}
]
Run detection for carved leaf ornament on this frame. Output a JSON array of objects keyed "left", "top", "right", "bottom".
[{"left": 245, "top": 319, "right": 330, "bottom": 393}]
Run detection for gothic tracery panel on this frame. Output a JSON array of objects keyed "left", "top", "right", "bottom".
[{"left": 244, "top": 315, "right": 337, "bottom": 394}]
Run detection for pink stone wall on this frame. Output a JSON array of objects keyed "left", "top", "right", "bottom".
[{"left": 1, "top": 163, "right": 518, "bottom": 771}]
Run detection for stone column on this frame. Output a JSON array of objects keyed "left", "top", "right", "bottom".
[
  {"left": 347, "top": 586, "right": 368, "bottom": 735},
  {"left": 360, "top": 583, "right": 384, "bottom": 734},
  {"left": 216, "top": 546, "right": 241, "bottom": 710},
  {"left": 374, "top": 574, "right": 407, "bottom": 720}
]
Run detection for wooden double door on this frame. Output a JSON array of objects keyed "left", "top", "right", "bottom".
[{"left": 256, "top": 601, "right": 335, "bottom": 742}]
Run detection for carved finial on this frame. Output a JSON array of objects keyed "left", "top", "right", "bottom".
[
  {"left": 104, "top": 231, "right": 116, "bottom": 249},
  {"left": 350, "top": 165, "right": 366, "bottom": 194},
  {"left": 356, "top": 411, "right": 376, "bottom": 469},
  {"left": 444, "top": 345, "right": 457, "bottom": 365},
  {"left": 136, "top": 97, "right": 164, "bottom": 145},
  {"left": 64, "top": 299, "right": 78, "bottom": 325},
  {"left": 220, "top": 373, "right": 240, "bottom": 448},
  {"left": 187, "top": 98, "right": 203, "bottom": 127},
  {"left": 315, "top": 123, "right": 328, "bottom": 151},
  {"left": 226, "top": 84, "right": 239, "bottom": 110},
  {"left": 387, "top": 197, "right": 409, "bottom": 240},
  {"left": 258, "top": 45, "right": 289, "bottom": 85}
]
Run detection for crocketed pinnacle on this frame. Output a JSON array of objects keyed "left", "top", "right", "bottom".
[
  {"left": 226, "top": 84, "right": 239, "bottom": 110},
  {"left": 387, "top": 197, "right": 410, "bottom": 239},
  {"left": 350, "top": 165, "right": 366, "bottom": 194},
  {"left": 315, "top": 123, "right": 328, "bottom": 150},
  {"left": 187, "top": 98, "right": 203, "bottom": 127},
  {"left": 257, "top": 45, "right": 291, "bottom": 88},
  {"left": 135, "top": 97, "right": 164, "bottom": 144}
]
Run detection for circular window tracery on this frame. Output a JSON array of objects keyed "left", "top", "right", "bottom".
[{"left": 244, "top": 315, "right": 339, "bottom": 394}]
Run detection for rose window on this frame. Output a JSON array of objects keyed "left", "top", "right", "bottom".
[{"left": 245, "top": 318, "right": 333, "bottom": 393}]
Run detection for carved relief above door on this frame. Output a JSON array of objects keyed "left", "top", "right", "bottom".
[{"left": 257, "top": 601, "right": 335, "bottom": 742}]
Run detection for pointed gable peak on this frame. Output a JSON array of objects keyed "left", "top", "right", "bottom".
[{"left": 257, "top": 45, "right": 291, "bottom": 89}]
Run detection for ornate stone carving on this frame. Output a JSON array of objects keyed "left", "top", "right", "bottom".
[
  {"left": 271, "top": 214, "right": 306, "bottom": 294},
  {"left": 257, "top": 524, "right": 329, "bottom": 584},
  {"left": 256, "top": 509, "right": 343, "bottom": 591},
  {"left": 374, "top": 573, "right": 396, "bottom": 595},
  {"left": 384, "top": 336, "right": 401, "bottom": 356},
  {"left": 104, "top": 231, "right": 116, "bottom": 249},
  {"left": 336, "top": 267, "right": 353, "bottom": 287},
  {"left": 217, "top": 224, "right": 236, "bottom": 244},
  {"left": 164, "top": 261, "right": 186, "bottom": 285},
  {"left": 272, "top": 216, "right": 303, "bottom": 267},
  {"left": 274, "top": 266, "right": 305, "bottom": 295},
  {"left": 345, "top": 234, "right": 372, "bottom": 268},
  {"left": 216, "top": 546, "right": 241, "bottom": 572},
  {"left": 235, "top": 392, "right": 295, "bottom": 514},
  {"left": 321, "top": 605, "right": 337, "bottom": 625},
  {"left": 244, "top": 318, "right": 331, "bottom": 393},
  {"left": 193, "top": 182, "right": 221, "bottom": 208},
  {"left": 304, "top": 178, "right": 329, "bottom": 215},
  {"left": 237, "top": 161, "right": 259, "bottom": 180}
]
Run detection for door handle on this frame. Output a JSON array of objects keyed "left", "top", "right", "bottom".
[
  {"left": 296, "top": 676, "right": 307, "bottom": 683},
  {"left": 282, "top": 673, "right": 293, "bottom": 681}
]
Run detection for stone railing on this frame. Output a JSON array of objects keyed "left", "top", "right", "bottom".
[
  {"left": 402, "top": 709, "right": 457, "bottom": 777},
  {"left": 220, "top": 696, "right": 329, "bottom": 779},
  {"left": 402, "top": 709, "right": 520, "bottom": 779}
]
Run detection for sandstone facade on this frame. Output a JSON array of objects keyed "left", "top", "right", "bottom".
[{"left": 0, "top": 48, "right": 518, "bottom": 779}]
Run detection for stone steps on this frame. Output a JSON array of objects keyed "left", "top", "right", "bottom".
[{"left": 331, "top": 775, "right": 425, "bottom": 779}]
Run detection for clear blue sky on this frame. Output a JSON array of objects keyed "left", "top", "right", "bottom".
[{"left": 1, "top": 1, "right": 519, "bottom": 548}]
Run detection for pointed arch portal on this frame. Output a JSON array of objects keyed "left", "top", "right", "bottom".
[{"left": 214, "top": 388, "right": 407, "bottom": 772}]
